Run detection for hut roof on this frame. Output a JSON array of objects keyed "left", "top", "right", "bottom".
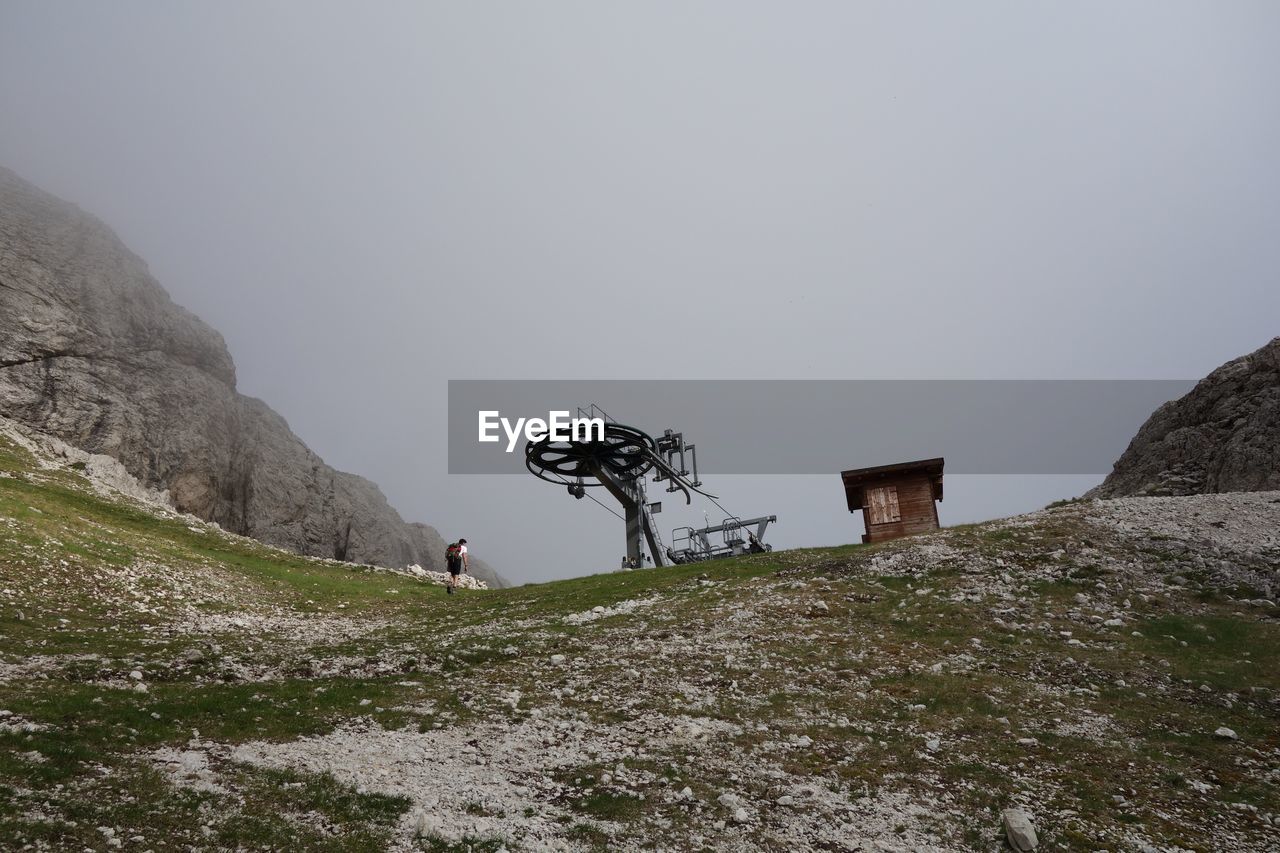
[{"left": 841, "top": 457, "right": 944, "bottom": 511}]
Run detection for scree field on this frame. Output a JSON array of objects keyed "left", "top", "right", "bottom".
[{"left": 1, "top": 429, "right": 1278, "bottom": 851}]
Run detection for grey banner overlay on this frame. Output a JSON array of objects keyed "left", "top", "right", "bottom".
[{"left": 448, "top": 380, "right": 1194, "bottom": 475}]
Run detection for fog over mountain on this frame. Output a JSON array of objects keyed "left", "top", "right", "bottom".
[
  {"left": 0, "top": 166, "right": 507, "bottom": 587},
  {"left": 2, "top": 3, "right": 1277, "bottom": 582}
]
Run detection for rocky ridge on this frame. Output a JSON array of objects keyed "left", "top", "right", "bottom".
[
  {"left": 0, "top": 166, "right": 504, "bottom": 586},
  {"left": 1090, "top": 336, "right": 1280, "bottom": 498}
]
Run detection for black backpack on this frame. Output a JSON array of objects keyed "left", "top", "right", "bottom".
[{"left": 445, "top": 542, "right": 463, "bottom": 568}]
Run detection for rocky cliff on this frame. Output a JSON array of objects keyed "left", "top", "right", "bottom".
[
  {"left": 0, "top": 166, "right": 505, "bottom": 586},
  {"left": 1089, "top": 336, "right": 1280, "bottom": 497}
]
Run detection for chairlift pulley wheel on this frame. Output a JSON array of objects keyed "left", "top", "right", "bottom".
[{"left": 525, "top": 422, "right": 658, "bottom": 485}]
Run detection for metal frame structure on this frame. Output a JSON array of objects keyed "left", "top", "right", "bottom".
[
  {"left": 524, "top": 405, "right": 775, "bottom": 568},
  {"left": 667, "top": 515, "right": 777, "bottom": 564}
]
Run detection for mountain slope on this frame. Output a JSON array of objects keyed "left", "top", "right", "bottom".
[
  {"left": 0, "top": 165, "right": 504, "bottom": 586},
  {"left": 1, "top": 424, "right": 1277, "bottom": 851},
  {"left": 1090, "top": 336, "right": 1280, "bottom": 498}
]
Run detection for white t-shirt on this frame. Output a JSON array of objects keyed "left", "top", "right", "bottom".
[{"left": 459, "top": 544, "right": 468, "bottom": 561}]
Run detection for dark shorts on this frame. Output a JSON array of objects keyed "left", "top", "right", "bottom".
[{"left": 448, "top": 565, "right": 462, "bottom": 576}]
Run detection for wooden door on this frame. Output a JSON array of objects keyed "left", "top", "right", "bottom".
[{"left": 867, "top": 485, "right": 901, "bottom": 525}]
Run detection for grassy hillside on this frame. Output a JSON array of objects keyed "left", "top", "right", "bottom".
[{"left": 1, "top": 428, "right": 1278, "bottom": 851}]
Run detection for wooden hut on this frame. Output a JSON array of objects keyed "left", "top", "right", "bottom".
[{"left": 841, "top": 458, "right": 944, "bottom": 544}]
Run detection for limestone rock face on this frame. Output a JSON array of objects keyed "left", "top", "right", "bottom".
[
  {"left": 1089, "top": 337, "right": 1280, "bottom": 498},
  {"left": 0, "top": 165, "right": 505, "bottom": 587}
]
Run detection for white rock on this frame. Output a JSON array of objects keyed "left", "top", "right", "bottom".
[
  {"left": 411, "top": 810, "right": 436, "bottom": 837},
  {"left": 549, "top": 654, "right": 567, "bottom": 665},
  {"left": 1214, "top": 726, "right": 1239, "bottom": 740},
  {"left": 1001, "top": 808, "right": 1038, "bottom": 851}
]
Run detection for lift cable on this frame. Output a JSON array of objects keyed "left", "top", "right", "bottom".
[
  {"left": 547, "top": 472, "right": 626, "bottom": 522},
  {"left": 702, "top": 493, "right": 738, "bottom": 523},
  {"left": 584, "top": 490, "right": 627, "bottom": 523},
  {"left": 551, "top": 470, "right": 671, "bottom": 559}
]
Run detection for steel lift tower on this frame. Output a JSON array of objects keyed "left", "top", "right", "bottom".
[{"left": 524, "top": 405, "right": 776, "bottom": 568}]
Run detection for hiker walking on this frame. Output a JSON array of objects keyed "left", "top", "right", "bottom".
[{"left": 445, "top": 538, "right": 468, "bottom": 593}]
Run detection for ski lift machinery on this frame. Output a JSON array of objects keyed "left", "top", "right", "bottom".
[{"left": 524, "top": 405, "right": 777, "bottom": 568}]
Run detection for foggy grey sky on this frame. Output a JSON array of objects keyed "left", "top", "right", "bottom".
[{"left": 2, "top": 2, "right": 1278, "bottom": 582}]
